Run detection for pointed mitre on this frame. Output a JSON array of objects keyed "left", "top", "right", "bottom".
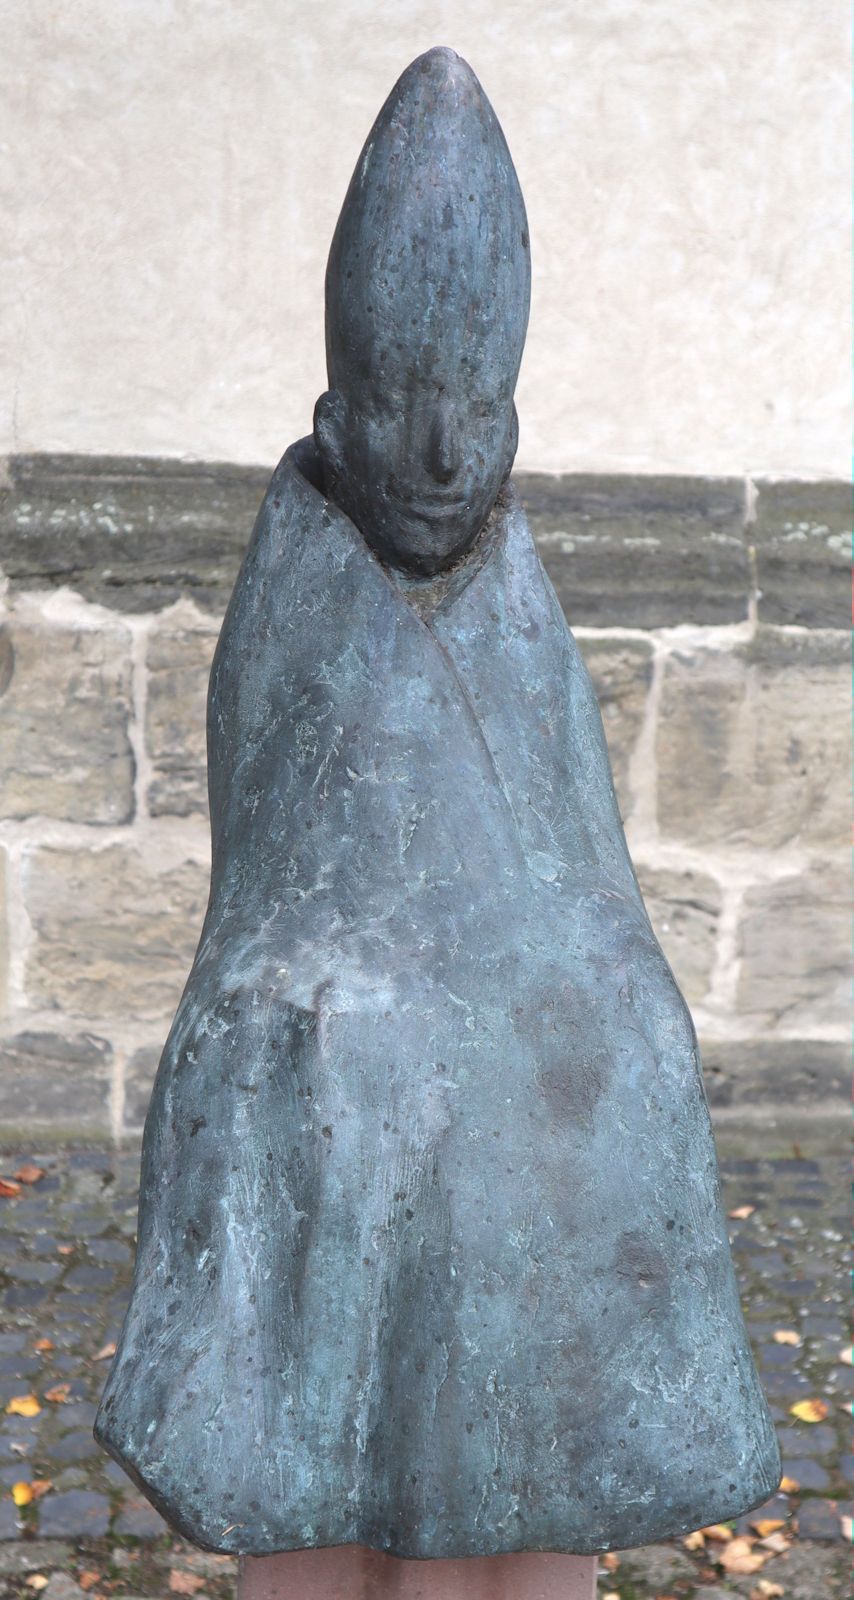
[{"left": 325, "top": 47, "right": 531, "bottom": 392}]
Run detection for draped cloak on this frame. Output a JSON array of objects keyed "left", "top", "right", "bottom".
[{"left": 95, "top": 438, "right": 780, "bottom": 1558}]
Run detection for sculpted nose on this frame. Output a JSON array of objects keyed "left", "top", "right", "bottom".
[{"left": 427, "top": 397, "right": 461, "bottom": 484}]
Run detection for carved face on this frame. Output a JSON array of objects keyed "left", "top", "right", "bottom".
[
  {"left": 314, "top": 370, "right": 519, "bottom": 577},
  {"left": 316, "top": 47, "right": 530, "bottom": 578}
]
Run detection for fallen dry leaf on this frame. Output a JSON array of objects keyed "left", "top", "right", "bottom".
[
  {"left": 789, "top": 1398, "right": 829, "bottom": 1423},
  {"left": 78, "top": 1573, "right": 101, "bottom": 1590},
  {"left": 838, "top": 1346, "right": 853, "bottom": 1366},
  {"left": 779, "top": 1474, "right": 800, "bottom": 1493},
  {"left": 772, "top": 1330, "right": 800, "bottom": 1346},
  {"left": 32, "top": 1338, "right": 53, "bottom": 1354},
  {"left": 168, "top": 1573, "right": 206, "bottom": 1595},
  {"left": 601, "top": 1552, "right": 620, "bottom": 1571},
  {"left": 31, "top": 1480, "right": 52, "bottom": 1499},
  {"left": 702, "top": 1523, "right": 734, "bottom": 1542},
  {"left": 750, "top": 1582, "right": 784, "bottom": 1599},
  {"left": 44, "top": 1383, "right": 72, "bottom": 1404},
  {"left": 92, "top": 1342, "right": 117, "bottom": 1362},
  {"left": 728, "top": 1204, "right": 755, "bottom": 1220},
  {"left": 14, "top": 1164, "right": 45, "bottom": 1185},
  {"left": 5, "top": 1394, "right": 40, "bottom": 1418},
  {"left": 759, "top": 1531, "right": 790, "bottom": 1554},
  {"left": 0, "top": 1179, "right": 21, "bottom": 1198},
  {"left": 56, "top": 1244, "right": 73, "bottom": 1256},
  {"left": 11, "top": 1482, "right": 33, "bottom": 1507},
  {"left": 601, "top": 1592, "right": 619, "bottom": 1600},
  {"left": 718, "top": 1536, "right": 769, "bottom": 1576},
  {"left": 752, "top": 1518, "right": 786, "bottom": 1537},
  {"left": 25, "top": 1578, "right": 48, "bottom": 1592},
  {"left": 683, "top": 1529, "right": 706, "bottom": 1550}
]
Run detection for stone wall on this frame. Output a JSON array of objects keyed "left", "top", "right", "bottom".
[{"left": 0, "top": 457, "right": 848, "bottom": 1141}]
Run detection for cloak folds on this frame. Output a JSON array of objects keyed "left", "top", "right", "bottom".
[{"left": 95, "top": 439, "right": 780, "bottom": 1558}]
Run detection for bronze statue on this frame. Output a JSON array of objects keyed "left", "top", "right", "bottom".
[{"left": 96, "top": 47, "right": 780, "bottom": 1560}]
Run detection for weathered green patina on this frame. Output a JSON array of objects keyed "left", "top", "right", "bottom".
[{"left": 95, "top": 46, "right": 780, "bottom": 1558}]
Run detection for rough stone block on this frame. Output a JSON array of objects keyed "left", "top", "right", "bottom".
[
  {"left": 0, "top": 614, "right": 134, "bottom": 824},
  {"left": 114, "top": 1496, "right": 169, "bottom": 1536},
  {"left": 23, "top": 846, "right": 209, "bottom": 1019},
  {"left": 37, "top": 1489, "right": 110, "bottom": 1538},
  {"left": 523, "top": 473, "right": 748, "bottom": 627},
  {"left": 753, "top": 479, "right": 849, "bottom": 628},
  {"left": 0, "top": 454, "right": 264, "bottom": 613},
  {"left": 145, "top": 618, "right": 217, "bottom": 817},
  {"left": 700, "top": 1040, "right": 849, "bottom": 1109},
  {"left": 737, "top": 865, "right": 849, "bottom": 1032},
  {"left": 0, "top": 1496, "right": 21, "bottom": 1538},
  {"left": 575, "top": 637, "right": 652, "bottom": 822},
  {"left": 0, "top": 1541, "right": 73, "bottom": 1574},
  {"left": 636, "top": 866, "right": 720, "bottom": 1005},
  {"left": 0, "top": 1033, "right": 112, "bottom": 1137},
  {"left": 795, "top": 1498, "right": 848, "bottom": 1541},
  {"left": 657, "top": 631, "right": 848, "bottom": 850},
  {"left": 782, "top": 1457, "right": 831, "bottom": 1491}
]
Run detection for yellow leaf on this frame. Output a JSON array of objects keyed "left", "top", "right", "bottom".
[
  {"left": 772, "top": 1330, "right": 800, "bottom": 1346},
  {"left": 25, "top": 1578, "right": 48, "bottom": 1592},
  {"left": 759, "top": 1531, "right": 790, "bottom": 1554},
  {"left": 751, "top": 1518, "right": 786, "bottom": 1537},
  {"left": 11, "top": 1482, "right": 33, "bottom": 1507},
  {"left": 719, "top": 1536, "right": 769, "bottom": 1575},
  {"left": 728, "top": 1205, "right": 755, "bottom": 1220},
  {"left": 789, "top": 1398, "right": 829, "bottom": 1423},
  {"left": 779, "top": 1474, "right": 800, "bottom": 1493},
  {"left": 601, "top": 1593, "right": 620, "bottom": 1600},
  {"left": 5, "top": 1395, "right": 40, "bottom": 1417},
  {"left": 702, "top": 1523, "right": 734, "bottom": 1541},
  {"left": 683, "top": 1529, "right": 706, "bottom": 1549},
  {"left": 32, "top": 1338, "right": 53, "bottom": 1354},
  {"left": 601, "top": 1552, "right": 620, "bottom": 1571}
]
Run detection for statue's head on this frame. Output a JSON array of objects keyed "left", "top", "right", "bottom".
[{"left": 315, "top": 47, "right": 531, "bottom": 576}]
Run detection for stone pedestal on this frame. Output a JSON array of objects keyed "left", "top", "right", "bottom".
[{"left": 238, "top": 1547, "right": 598, "bottom": 1600}]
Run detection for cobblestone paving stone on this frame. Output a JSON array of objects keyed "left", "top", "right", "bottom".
[{"left": 0, "top": 1121, "right": 849, "bottom": 1598}]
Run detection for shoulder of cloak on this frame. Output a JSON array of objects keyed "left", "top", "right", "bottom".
[
  {"left": 201, "top": 439, "right": 526, "bottom": 970},
  {"left": 431, "top": 486, "right": 644, "bottom": 905}
]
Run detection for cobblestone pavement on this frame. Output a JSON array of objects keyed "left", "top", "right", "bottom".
[{"left": 0, "top": 1117, "right": 849, "bottom": 1599}]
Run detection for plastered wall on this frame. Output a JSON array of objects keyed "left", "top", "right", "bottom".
[{"left": 2, "top": 0, "right": 849, "bottom": 476}]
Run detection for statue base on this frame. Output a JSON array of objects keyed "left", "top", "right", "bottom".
[{"left": 238, "top": 1546, "right": 597, "bottom": 1600}]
